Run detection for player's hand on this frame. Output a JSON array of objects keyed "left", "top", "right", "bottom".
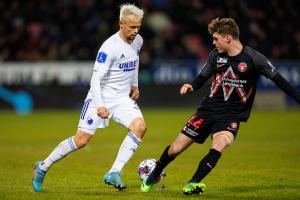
[
  {"left": 97, "top": 107, "right": 109, "bottom": 119},
  {"left": 130, "top": 86, "right": 139, "bottom": 101},
  {"left": 180, "top": 83, "right": 193, "bottom": 95}
]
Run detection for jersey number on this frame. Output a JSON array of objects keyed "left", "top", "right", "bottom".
[{"left": 188, "top": 115, "right": 204, "bottom": 130}]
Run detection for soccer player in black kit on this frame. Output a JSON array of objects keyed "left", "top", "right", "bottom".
[{"left": 140, "top": 17, "right": 300, "bottom": 195}]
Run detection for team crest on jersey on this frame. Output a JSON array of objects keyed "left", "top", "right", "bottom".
[
  {"left": 238, "top": 62, "right": 247, "bottom": 72},
  {"left": 227, "top": 122, "right": 238, "bottom": 132},
  {"left": 97, "top": 52, "right": 107, "bottom": 63}
]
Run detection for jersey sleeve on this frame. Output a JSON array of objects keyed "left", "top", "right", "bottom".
[
  {"left": 253, "top": 50, "right": 300, "bottom": 104},
  {"left": 90, "top": 70, "right": 105, "bottom": 108},
  {"left": 253, "top": 51, "right": 278, "bottom": 79},
  {"left": 91, "top": 40, "right": 116, "bottom": 108},
  {"left": 93, "top": 41, "right": 116, "bottom": 74},
  {"left": 131, "top": 35, "right": 143, "bottom": 87},
  {"left": 199, "top": 51, "right": 214, "bottom": 77},
  {"left": 190, "top": 50, "right": 214, "bottom": 91},
  {"left": 131, "top": 64, "right": 139, "bottom": 87}
]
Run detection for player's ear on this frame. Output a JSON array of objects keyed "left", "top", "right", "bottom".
[
  {"left": 119, "top": 20, "right": 124, "bottom": 29},
  {"left": 225, "top": 35, "right": 232, "bottom": 44}
]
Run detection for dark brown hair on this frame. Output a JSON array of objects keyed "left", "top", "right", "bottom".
[{"left": 208, "top": 17, "right": 240, "bottom": 39}]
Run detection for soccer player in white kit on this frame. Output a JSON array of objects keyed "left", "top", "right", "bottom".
[{"left": 32, "top": 4, "right": 146, "bottom": 192}]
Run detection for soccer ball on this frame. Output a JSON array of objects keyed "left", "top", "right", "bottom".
[{"left": 138, "top": 158, "right": 166, "bottom": 182}]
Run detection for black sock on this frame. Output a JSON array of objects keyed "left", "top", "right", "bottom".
[
  {"left": 147, "top": 145, "right": 175, "bottom": 184},
  {"left": 190, "top": 149, "right": 221, "bottom": 183}
]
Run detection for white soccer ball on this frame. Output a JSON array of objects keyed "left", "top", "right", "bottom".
[{"left": 138, "top": 158, "right": 166, "bottom": 182}]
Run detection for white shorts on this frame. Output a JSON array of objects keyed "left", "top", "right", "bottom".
[{"left": 78, "top": 95, "right": 143, "bottom": 135}]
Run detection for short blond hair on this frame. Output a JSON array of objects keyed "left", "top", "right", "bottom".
[{"left": 119, "top": 3, "right": 144, "bottom": 22}]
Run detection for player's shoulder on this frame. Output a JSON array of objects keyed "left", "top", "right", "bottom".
[
  {"left": 133, "top": 34, "right": 143, "bottom": 47},
  {"left": 97, "top": 33, "right": 120, "bottom": 56},
  {"left": 102, "top": 33, "right": 119, "bottom": 47},
  {"left": 243, "top": 46, "right": 265, "bottom": 58},
  {"left": 243, "top": 46, "right": 269, "bottom": 65},
  {"left": 207, "top": 48, "right": 219, "bottom": 60},
  {"left": 209, "top": 48, "right": 218, "bottom": 55}
]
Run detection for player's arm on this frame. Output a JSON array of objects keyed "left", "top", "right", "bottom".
[
  {"left": 130, "top": 86, "right": 139, "bottom": 101},
  {"left": 180, "top": 52, "right": 213, "bottom": 95},
  {"left": 91, "top": 46, "right": 115, "bottom": 118},
  {"left": 180, "top": 71, "right": 210, "bottom": 95},
  {"left": 90, "top": 69, "right": 108, "bottom": 119},
  {"left": 130, "top": 36, "right": 143, "bottom": 100},
  {"left": 271, "top": 73, "right": 300, "bottom": 104},
  {"left": 130, "top": 62, "right": 139, "bottom": 100},
  {"left": 255, "top": 52, "right": 300, "bottom": 104}
]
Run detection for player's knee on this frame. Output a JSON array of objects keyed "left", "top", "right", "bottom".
[
  {"left": 212, "top": 132, "right": 234, "bottom": 152},
  {"left": 74, "top": 138, "right": 88, "bottom": 148},
  {"left": 129, "top": 118, "right": 147, "bottom": 137},
  {"left": 211, "top": 142, "right": 228, "bottom": 152},
  {"left": 136, "top": 120, "right": 147, "bottom": 134},
  {"left": 137, "top": 121, "right": 147, "bottom": 134},
  {"left": 74, "top": 135, "right": 91, "bottom": 148}
]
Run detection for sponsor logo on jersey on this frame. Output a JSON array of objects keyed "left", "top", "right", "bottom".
[
  {"left": 210, "top": 66, "right": 252, "bottom": 103},
  {"left": 97, "top": 52, "right": 107, "bottom": 63},
  {"left": 238, "top": 62, "right": 247, "bottom": 72},
  {"left": 217, "top": 57, "right": 228, "bottom": 64},
  {"left": 119, "top": 60, "right": 138, "bottom": 72}
]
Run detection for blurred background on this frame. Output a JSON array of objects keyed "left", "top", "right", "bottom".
[{"left": 0, "top": 0, "right": 299, "bottom": 114}]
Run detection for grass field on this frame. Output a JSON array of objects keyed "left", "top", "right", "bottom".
[{"left": 0, "top": 108, "right": 300, "bottom": 200}]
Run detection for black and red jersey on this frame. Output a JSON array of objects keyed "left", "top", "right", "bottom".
[{"left": 191, "top": 46, "right": 280, "bottom": 121}]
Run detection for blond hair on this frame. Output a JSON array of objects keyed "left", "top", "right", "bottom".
[
  {"left": 208, "top": 17, "right": 240, "bottom": 39},
  {"left": 119, "top": 3, "right": 144, "bottom": 22}
]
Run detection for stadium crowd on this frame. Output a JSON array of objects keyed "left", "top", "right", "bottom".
[{"left": 0, "top": 0, "right": 299, "bottom": 65}]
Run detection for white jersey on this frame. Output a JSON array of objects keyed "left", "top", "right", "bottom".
[{"left": 89, "top": 32, "right": 143, "bottom": 108}]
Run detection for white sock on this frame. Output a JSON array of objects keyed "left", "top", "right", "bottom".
[
  {"left": 39, "top": 136, "right": 78, "bottom": 171},
  {"left": 109, "top": 132, "right": 141, "bottom": 173}
]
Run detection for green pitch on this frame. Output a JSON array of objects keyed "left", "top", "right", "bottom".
[{"left": 0, "top": 108, "right": 299, "bottom": 200}]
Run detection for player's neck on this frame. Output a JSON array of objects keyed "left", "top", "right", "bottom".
[
  {"left": 227, "top": 40, "right": 243, "bottom": 57},
  {"left": 118, "top": 31, "right": 133, "bottom": 44}
]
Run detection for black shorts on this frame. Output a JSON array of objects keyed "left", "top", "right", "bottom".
[{"left": 181, "top": 110, "right": 240, "bottom": 144}]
